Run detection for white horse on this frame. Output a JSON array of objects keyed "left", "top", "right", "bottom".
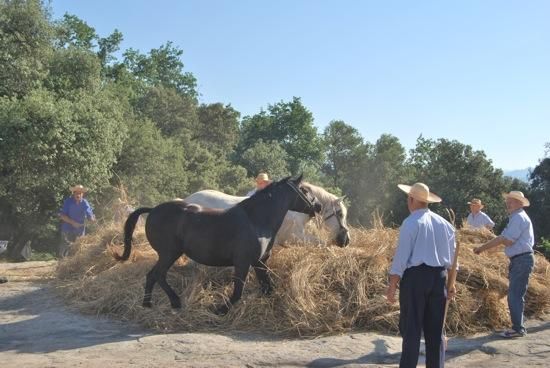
[{"left": 183, "top": 182, "right": 350, "bottom": 247}]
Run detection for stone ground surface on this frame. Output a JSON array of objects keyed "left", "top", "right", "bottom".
[{"left": 1, "top": 261, "right": 549, "bottom": 368}]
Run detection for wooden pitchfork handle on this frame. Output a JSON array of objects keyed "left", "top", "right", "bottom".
[{"left": 443, "top": 237, "right": 461, "bottom": 350}]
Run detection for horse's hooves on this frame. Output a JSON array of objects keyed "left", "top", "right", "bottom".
[
  {"left": 260, "top": 285, "right": 273, "bottom": 295},
  {"left": 171, "top": 303, "right": 182, "bottom": 311},
  {"left": 213, "top": 304, "right": 230, "bottom": 316},
  {"left": 142, "top": 301, "right": 153, "bottom": 308}
]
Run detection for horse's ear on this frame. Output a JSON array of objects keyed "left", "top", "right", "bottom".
[
  {"left": 338, "top": 195, "right": 347, "bottom": 202},
  {"left": 292, "top": 173, "right": 303, "bottom": 185}
]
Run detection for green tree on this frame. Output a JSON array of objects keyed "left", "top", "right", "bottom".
[
  {"left": 528, "top": 157, "right": 550, "bottom": 242},
  {"left": 0, "top": 0, "right": 53, "bottom": 97},
  {"left": 136, "top": 85, "right": 197, "bottom": 138},
  {"left": 113, "top": 119, "right": 188, "bottom": 205},
  {"left": 407, "top": 137, "right": 515, "bottom": 228},
  {"left": 45, "top": 47, "right": 102, "bottom": 96},
  {"left": 122, "top": 42, "right": 197, "bottom": 98},
  {"left": 322, "top": 120, "right": 369, "bottom": 188},
  {"left": 196, "top": 103, "right": 240, "bottom": 155},
  {"left": 53, "top": 13, "right": 96, "bottom": 49},
  {"left": 97, "top": 29, "right": 123, "bottom": 68},
  {"left": 0, "top": 88, "right": 126, "bottom": 250},
  {"left": 240, "top": 140, "right": 290, "bottom": 180},
  {"left": 346, "top": 134, "right": 407, "bottom": 226},
  {"left": 238, "top": 97, "right": 323, "bottom": 173}
]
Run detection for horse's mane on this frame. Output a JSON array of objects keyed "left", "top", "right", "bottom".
[{"left": 301, "top": 182, "right": 339, "bottom": 204}]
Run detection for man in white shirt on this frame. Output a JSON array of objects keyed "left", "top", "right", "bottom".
[
  {"left": 474, "top": 191, "right": 534, "bottom": 338},
  {"left": 466, "top": 198, "right": 495, "bottom": 230},
  {"left": 246, "top": 173, "right": 272, "bottom": 196},
  {"left": 386, "top": 182, "right": 456, "bottom": 368}
]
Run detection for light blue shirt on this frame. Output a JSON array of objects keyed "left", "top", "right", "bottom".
[
  {"left": 390, "top": 208, "right": 456, "bottom": 277},
  {"left": 466, "top": 211, "right": 495, "bottom": 229},
  {"left": 501, "top": 209, "right": 534, "bottom": 258}
]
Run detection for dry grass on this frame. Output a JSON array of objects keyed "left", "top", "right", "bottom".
[{"left": 55, "top": 224, "right": 550, "bottom": 337}]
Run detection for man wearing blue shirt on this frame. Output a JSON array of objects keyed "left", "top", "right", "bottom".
[
  {"left": 466, "top": 198, "right": 495, "bottom": 230},
  {"left": 386, "top": 182, "right": 456, "bottom": 368},
  {"left": 58, "top": 184, "right": 95, "bottom": 258},
  {"left": 474, "top": 191, "right": 534, "bottom": 338}
]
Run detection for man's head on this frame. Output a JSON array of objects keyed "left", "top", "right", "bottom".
[
  {"left": 255, "top": 173, "right": 272, "bottom": 190},
  {"left": 70, "top": 184, "right": 87, "bottom": 203},
  {"left": 503, "top": 191, "right": 529, "bottom": 214},
  {"left": 397, "top": 182, "right": 442, "bottom": 212},
  {"left": 468, "top": 198, "right": 484, "bottom": 214}
]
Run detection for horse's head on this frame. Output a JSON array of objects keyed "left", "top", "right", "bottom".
[
  {"left": 295, "top": 186, "right": 322, "bottom": 216},
  {"left": 244, "top": 174, "right": 318, "bottom": 224},
  {"left": 323, "top": 196, "right": 350, "bottom": 247},
  {"left": 282, "top": 174, "right": 322, "bottom": 215}
]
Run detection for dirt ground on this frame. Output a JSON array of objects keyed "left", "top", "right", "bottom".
[{"left": 1, "top": 261, "right": 549, "bottom": 368}]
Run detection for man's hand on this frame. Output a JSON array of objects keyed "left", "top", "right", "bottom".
[
  {"left": 385, "top": 285, "right": 397, "bottom": 304},
  {"left": 447, "top": 284, "right": 457, "bottom": 300}
]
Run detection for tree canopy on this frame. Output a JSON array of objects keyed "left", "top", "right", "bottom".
[{"left": 0, "top": 0, "right": 545, "bottom": 256}]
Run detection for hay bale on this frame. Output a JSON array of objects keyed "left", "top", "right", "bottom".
[{"left": 55, "top": 225, "right": 550, "bottom": 337}]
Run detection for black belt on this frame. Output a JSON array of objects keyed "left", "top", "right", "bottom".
[{"left": 510, "top": 251, "right": 533, "bottom": 260}]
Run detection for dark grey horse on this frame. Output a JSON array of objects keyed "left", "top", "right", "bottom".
[{"left": 115, "top": 175, "right": 319, "bottom": 314}]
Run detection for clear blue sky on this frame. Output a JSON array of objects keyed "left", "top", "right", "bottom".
[{"left": 50, "top": 0, "right": 550, "bottom": 171}]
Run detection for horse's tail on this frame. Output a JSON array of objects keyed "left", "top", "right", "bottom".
[{"left": 114, "top": 207, "right": 152, "bottom": 261}]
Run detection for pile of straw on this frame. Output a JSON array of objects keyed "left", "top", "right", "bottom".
[{"left": 55, "top": 225, "right": 550, "bottom": 337}]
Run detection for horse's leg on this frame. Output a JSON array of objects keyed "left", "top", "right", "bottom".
[
  {"left": 155, "top": 251, "right": 185, "bottom": 309},
  {"left": 143, "top": 250, "right": 183, "bottom": 309},
  {"left": 143, "top": 264, "right": 158, "bottom": 308},
  {"left": 215, "top": 264, "right": 250, "bottom": 315},
  {"left": 253, "top": 255, "right": 273, "bottom": 295}
]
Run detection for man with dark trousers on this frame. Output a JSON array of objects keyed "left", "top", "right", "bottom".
[{"left": 386, "top": 182, "right": 456, "bottom": 368}]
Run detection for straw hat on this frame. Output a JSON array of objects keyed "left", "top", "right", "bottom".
[
  {"left": 467, "top": 198, "right": 484, "bottom": 207},
  {"left": 397, "top": 182, "right": 442, "bottom": 203},
  {"left": 502, "top": 191, "right": 530, "bottom": 207},
  {"left": 70, "top": 184, "right": 88, "bottom": 193},
  {"left": 255, "top": 173, "right": 270, "bottom": 183}
]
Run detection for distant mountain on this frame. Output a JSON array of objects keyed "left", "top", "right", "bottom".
[{"left": 503, "top": 168, "right": 531, "bottom": 182}]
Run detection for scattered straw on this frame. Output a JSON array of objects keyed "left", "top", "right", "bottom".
[{"left": 55, "top": 225, "right": 550, "bottom": 337}]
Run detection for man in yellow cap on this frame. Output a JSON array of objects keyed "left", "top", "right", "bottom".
[
  {"left": 386, "top": 182, "right": 456, "bottom": 368},
  {"left": 466, "top": 198, "right": 495, "bottom": 230},
  {"left": 246, "top": 173, "right": 272, "bottom": 196},
  {"left": 474, "top": 191, "right": 534, "bottom": 338},
  {"left": 58, "top": 185, "right": 96, "bottom": 258}
]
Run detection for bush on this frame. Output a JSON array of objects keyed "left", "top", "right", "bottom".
[{"left": 535, "top": 237, "right": 550, "bottom": 260}]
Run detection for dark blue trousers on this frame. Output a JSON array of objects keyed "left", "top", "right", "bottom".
[{"left": 399, "top": 264, "right": 447, "bottom": 368}]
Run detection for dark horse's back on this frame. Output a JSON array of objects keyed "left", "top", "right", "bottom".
[
  {"left": 115, "top": 175, "right": 310, "bottom": 313},
  {"left": 145, "top": 201, "right": 259, "bottom": 267}
]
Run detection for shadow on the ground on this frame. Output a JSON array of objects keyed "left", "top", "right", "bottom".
[
  {"left": 296, "top": 321, "right": 550, "bottom": 368},
  {"left": 0, "top": 282, "right": 148, "bottom": 354}
]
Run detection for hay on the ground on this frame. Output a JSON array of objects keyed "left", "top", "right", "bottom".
[{"left": 55, "top": 224, "right": 550, "bottom": 337}]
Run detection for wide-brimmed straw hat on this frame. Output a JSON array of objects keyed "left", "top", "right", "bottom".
[
  {"left": 69, "top": 184, "right": 88, "bottom": 193},
  {"left": 502, "top": 191, "right": 530, "bottom": 207},
  {"left": 468, "top": 198, "right": 484, "bottom": 207},
  {"left": 398, "top": 182, "right": 442, "bottom": 203},
  {"left": 255, "top": 173, "right": 270, "bottom": 183}
]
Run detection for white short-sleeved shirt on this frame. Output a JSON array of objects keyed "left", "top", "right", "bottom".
[
  {"left": 466, "top": 211, "right": 495, "bottom": 229},
  {"left": 501, "top": 209, "right": 534, "bottom": 258}
]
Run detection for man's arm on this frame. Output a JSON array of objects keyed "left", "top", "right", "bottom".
[
  {"left": 59, "top": 213, "right": 83, "bottom": 228},
  {"left": 85, "top": 201, "right": 96, "bottom": 222},
  {"left": 385, "top": 274, "right": 401, "bottom": 304},
  {"left": 473, "top": 235, "right": 513, "bottom": 254}
]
